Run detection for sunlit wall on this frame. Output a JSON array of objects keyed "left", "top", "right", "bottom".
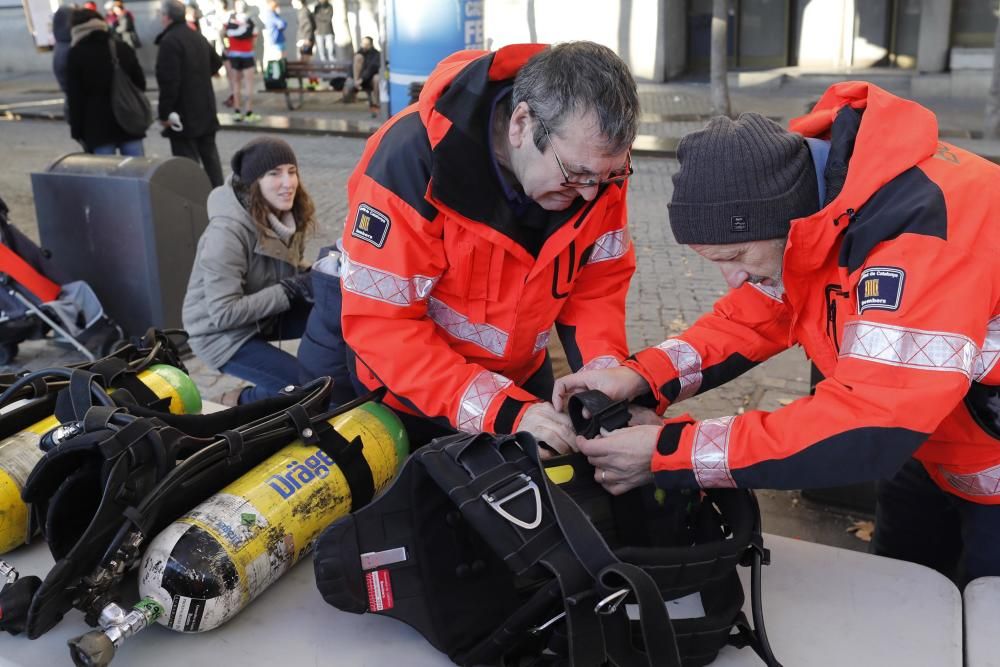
[{"left": 482, "top": 0, "right": 675, "bottom": 81}]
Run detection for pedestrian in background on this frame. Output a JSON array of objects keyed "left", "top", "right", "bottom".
[
  {"left": 224, "top": 0, "right": 259, "bottom": 122},
  {"left": 51, "top": 4, "right": 75, "bottom": 117},
  {"left": 261, "top": 0, "right": 286, "bottom": 63},
  {"left": 109, "top": 0, "right": 141, "bottom": 49},
  {"left": 66, "top": 7, "right": 146, "bottom": 155},
  {"left": 183, "top": 137, "right": 316, "bottom": 405},
  {"left": 341, "top": 34, "right": 379, "bottom": 115},
  {"left": 155, "top": 0, "right": 224, "bottom": 186},
  {"left": 312, "top": 0, "right": 333, "bottom": 63},
  {"left": 291, "top": 0, "right": 318, "bottom": 90}
]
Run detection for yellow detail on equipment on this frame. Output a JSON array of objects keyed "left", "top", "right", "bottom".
[
  {"left": 0, "top": 365, "right": 201, "bottom": 554},
  {"left": 138, "top": 401, "right": 408, "bottom": 633}
]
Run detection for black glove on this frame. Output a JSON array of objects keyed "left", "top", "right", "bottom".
[{"left": 280, "top": 272, "right": 313, "bottom": 304}]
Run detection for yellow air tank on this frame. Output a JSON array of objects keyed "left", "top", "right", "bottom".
[
  {"left": 0, "top": 365, "right": 201, "bottom": 554},
  {"left": 137, "top": 401, "right": 408, "bottom": 632}
]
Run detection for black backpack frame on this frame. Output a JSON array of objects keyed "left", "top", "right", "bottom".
[{"left": 316, "top": 430, "right": 782, "bottom": 666}]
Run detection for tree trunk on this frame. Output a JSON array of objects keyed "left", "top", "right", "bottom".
[
  {"left": 357, "top": 0, "right": 380, "bottom": 43},
  {"left": 332, "top": 0, "right": 354, "bottom": 61},
  {"left": 985, "top": 12, "right": 1000, "bottom": 139},
  {"left": 710, "top": 0, "right": 731, "bottom": 117}
]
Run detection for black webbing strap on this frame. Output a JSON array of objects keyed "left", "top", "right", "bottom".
[
  {"left": 598, "top": 562, "right": 682, "bottom": 667},
  {"left": 313, "top": 421, "right": 375, "bottom": 510},
  {"left": 568, "top": 390, "right": 631, "bottom": 439},
  {"left": 221, "top": 430, "right": 245, "bottom": 466},
  {"left": 522, "top": 440, "right": 680, "bottom": 667},
  {"left": 96, "top": 418, "right": 155, "bottom": 461},
  {"left": 67, "top": 369, "right": 114, "bottom": 419},
  {"left": 434, "top": 434, "right": 607, "bottom": 666}
]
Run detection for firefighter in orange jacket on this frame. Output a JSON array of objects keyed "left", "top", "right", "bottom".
[
  {"left": 298, "top": 42, "right": 639, "bottom": 451},
  {"left": 556, "top": 83, "right": 1000, "bottom": 584}
]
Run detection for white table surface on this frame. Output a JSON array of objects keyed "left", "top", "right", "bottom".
[
  {"left": 0, "top": 532, "right": 963, "bottom": 667},
  {"left": 964, "top": 576, "right": 1000, "bottom": 667}
]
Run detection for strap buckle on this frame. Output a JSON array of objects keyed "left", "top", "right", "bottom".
[
  {"left": 482, "top": 473, "right": 542, "bottom": 530},
  {"left": 594, "top": 589, "right": 629, "bottom": 615},
  {"left": 528, "top": 610, "right": 566, "bottom": 635},
  {"left": 0, "top": 560, "right": 18, "bottom": 586}
]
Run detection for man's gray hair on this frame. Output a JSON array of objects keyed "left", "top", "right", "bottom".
[
  {"left": 161, "top": 0, "right": 186, "bottom": 22},
  {"left": 511, "top": 42, "right": 639, "bottom": 155}
]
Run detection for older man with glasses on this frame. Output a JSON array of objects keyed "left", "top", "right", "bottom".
[{"left": 298, "top": 41, "right": 640, "bottom": 449}]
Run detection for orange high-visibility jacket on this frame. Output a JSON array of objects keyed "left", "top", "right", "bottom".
[
  {"left": 339, "top": 45, "right": 635, "bottom": 434},
  {"left": 627, "top": 82, "right": 1000, "bottom": 503}
]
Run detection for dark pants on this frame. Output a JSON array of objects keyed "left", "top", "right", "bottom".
[
  {"left": 169, "top": 133, "right": 224, "bottom": 187},
  {"left": 220, "top": 301, "right": 311, "bottom": 403},
  {"left": 872, "top": 457, "right": 1000, "bottom": 587}
]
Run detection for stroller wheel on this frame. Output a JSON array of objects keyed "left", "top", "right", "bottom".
[{"left": 0, "top": 343, "right": 18, "bottom": 366}]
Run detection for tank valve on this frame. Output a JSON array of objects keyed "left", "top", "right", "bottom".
[{"left": 68, "top": 598, "right": 163, "bottom": 667}]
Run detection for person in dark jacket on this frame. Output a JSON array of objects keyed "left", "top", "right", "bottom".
[
  {"left": 155, "top": 0, "right": 224, "bottom": 186},
  {"left": 52, "top": 5, "right": 74, "bottom": 96},
  {"left": 291, "top": 0, "right": 318, "bottom": 89},
  {"left": 341, "top": 35, "right": 379, "bottom": 114},
  {"left": 66, "top": 8, "right": 146, "bottom": 155}
]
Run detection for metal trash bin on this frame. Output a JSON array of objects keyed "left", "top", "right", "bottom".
[{"left": 30, "top": 154, "right": 211, "bottom": 337}]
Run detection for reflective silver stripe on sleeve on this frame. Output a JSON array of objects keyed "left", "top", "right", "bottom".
[
  {"left": 941, "top": 463, "right": 1000, "bottom": 497},
  {"left": 532, "top": 330, "right": 550, "bottom": 355},
  {"left": 587, "top": 228, "right": 629, "bottom": 264},
  {"left": 839, "top": 321, "right": 978, "bottom": 379},
  {"left": 581, "top": 355, "right": 621, "bottom": 371},
  {"left": 457, "top": 371, "right": 513, "bottom": 433},
  {"left": 691, "top": 416, "right": 737, "bottom": 488},
  {"left": 340, "top": 251, "right": 438, "bottom": 306},
  {"left": 972, "top": 316, "right": 1000, "bottom": 381},
  {"left": 749, "top": 282, "right": 785, "bottom": 302},
  {"left": 653, "top": 339, "right": 703, "bottom": 401},
  {"left": 427, "top": 297, "right": 509, "bottom": 357}
]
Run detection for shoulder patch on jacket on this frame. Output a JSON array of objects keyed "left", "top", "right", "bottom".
[
  {"left": 856, "top": 266, "right": 905, "bottom": 313},
  {"left": 352, "top": 203, "right": 391, "bottom": 248}
]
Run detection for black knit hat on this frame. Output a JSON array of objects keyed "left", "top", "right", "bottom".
[
  {"left": 668, "top": 113, "right": 818, "bottom": 245},
  {"left": 231, "top": 137, "right": 298, "bottom": 185}
]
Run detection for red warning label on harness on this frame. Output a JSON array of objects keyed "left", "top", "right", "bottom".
[{"left": 366, "top": 569, "right": 394, "bottom": 611}]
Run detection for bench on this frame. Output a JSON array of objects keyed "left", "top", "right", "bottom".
[{"left": 261, "top": 60, "right": 352, "bottom": 110}]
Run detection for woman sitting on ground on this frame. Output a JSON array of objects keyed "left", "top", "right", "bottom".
[{"left": 183, "top": 137, "right": 315, "bottom": 405}]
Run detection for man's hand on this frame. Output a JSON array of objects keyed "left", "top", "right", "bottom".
[
  {"left": 552, "top": 366, "right": 650, "bottom": 412},
  {"left": 575, "top": 425, "right": 660, "bottom": 495},
  {"left": 628, "top": 405, "right": 663, "bottom": 426},
  {"left": 518, "top": 402, "right": 577, "bottom": 458}
]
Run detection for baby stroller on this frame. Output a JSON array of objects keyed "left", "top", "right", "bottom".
[{"left": 0, "top": 195, "right": 123, "bottom": 365}]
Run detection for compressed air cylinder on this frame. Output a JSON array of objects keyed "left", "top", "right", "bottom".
[
  {"left": 0, "top": 365, "right": 201, "bottom": 554},
  {"left": 138, "top": 401, "right": 408, "bottom": 633}
]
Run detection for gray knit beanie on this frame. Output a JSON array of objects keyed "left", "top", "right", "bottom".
[
  {"left": 668, "top": 113, "right": 818, "bottom": 245},
  {"left": 231, "top": 137, "right": 298, "bottom": 185}
]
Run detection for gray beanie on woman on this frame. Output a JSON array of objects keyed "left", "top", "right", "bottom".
[
  {"left": 231, "top": 137, "right": 298, "bottom": 185},
  {"left": 668, "top": 113, "right": 818, "bottom": 245}
]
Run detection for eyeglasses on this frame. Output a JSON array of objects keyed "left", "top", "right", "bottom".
[{"left": 537, "top": 117, "right": 633, "bottom": 189}]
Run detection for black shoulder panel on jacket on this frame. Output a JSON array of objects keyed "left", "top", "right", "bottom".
[
  {"left": 364, "top": 112, "right": 439, "bottom": 222},
  {"left": 838, "top": 166, "right": 947, "bottom": 273}
]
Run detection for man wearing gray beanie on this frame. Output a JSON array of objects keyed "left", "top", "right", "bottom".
[{"left": 556, "top": 82, "right": 1000, "bottom": 586}]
